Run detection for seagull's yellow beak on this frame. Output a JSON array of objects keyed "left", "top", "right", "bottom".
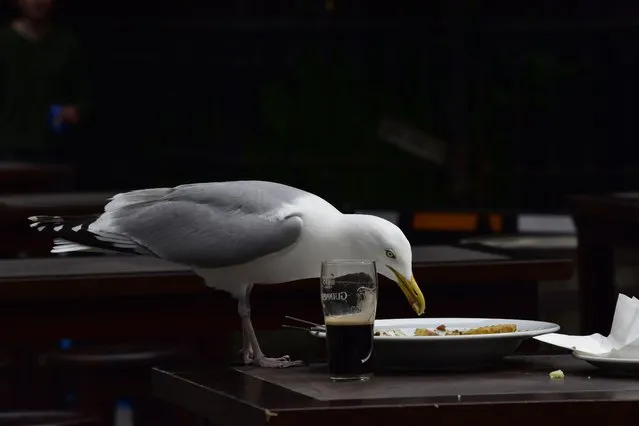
[{"left": 387, "top": 266, "right": 426, "bottom": 316}]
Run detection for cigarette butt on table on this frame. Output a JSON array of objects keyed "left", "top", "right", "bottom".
[{"left": 549, "top": 370, "right": 565, "bottom": 380}]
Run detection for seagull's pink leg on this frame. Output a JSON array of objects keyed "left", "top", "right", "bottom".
[
  {"left": 238, "top": 293, "right": 254, "bottom": 364},
  {"left": 237, "top": 285, "right": 303, "bottom": 368}
]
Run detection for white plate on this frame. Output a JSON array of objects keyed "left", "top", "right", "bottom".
[
  {"left": 311, "top": 317, "right": 560, "bottom": 371},
  {"left": 573, "top": 351, "right": 639, "bottom": 376}
]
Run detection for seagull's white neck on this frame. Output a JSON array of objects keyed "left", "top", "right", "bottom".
[
  {"left": 304, "top": 213, "right": 380, "bottom": 251},
  {"left": 312, "top": 213, "right": 390, "bottom": 272},
  {"left": 332, "top": 214, "right": 400, "bottom": 282},
  {"left": 338, "top": 214, "right": 381, "bottom": 240}
]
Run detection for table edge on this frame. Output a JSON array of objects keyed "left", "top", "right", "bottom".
[{"left": 152, "top": 360, "right": 639, "bottom": 416}]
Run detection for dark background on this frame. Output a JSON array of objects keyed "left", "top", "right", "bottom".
[{"left": 3, "top": 0, "right": 638, "bottom": 211}]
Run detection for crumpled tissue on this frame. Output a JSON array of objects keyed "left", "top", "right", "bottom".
[{"left": 535, "top": 293, "right": 639, "bottom": 358}]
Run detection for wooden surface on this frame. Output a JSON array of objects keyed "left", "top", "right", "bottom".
[
  {"left": 0, "top": 412, "right": 98, "bottom": 426},
  {"left": 0, "top": 191, "right": 116, "bottom": 210},
  {"left": 152, "top": 354, "right": 639, "bottom": 426},
  {"left": 0, "top": 246, "right": 572, "bottom": 343},
  {"left": 0, "top": 255, "right": 191, "bottom": 283},
  {"left": 0, "top": 245, "right": 573, "bottom": 300},
  {"left": 0, "top": 162, "right": 74, "bottom": 194},
  {"left": 460, "top": 235, "right": 577, "bottom": 259},
  {"left": 0, "top": 246, "right": 572, "bottom": 415},
  {"left": 568, "top": 193, "right": 639, "bottom": 334},
  {"left": 237, "top": 355, "right": 635, "bottom": 401}
]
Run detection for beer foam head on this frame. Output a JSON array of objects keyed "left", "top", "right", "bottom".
[{"left": 325, "top": 311, "right": 374, "bottom": 325}]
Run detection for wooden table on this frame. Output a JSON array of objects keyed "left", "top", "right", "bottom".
[
  {"left": 0, "top": 246, "right": 572, "bottom": 343},
  {"left": 0, "top": 162, "right": 74, "bottom": 194},
  {"left": 152, "top": 355, "right": 639, "bottom": 426},
  {"left": 461, "top": 235, "right": 577, "bottom": 259},
  {"left": 0, "top": 246, "right": 572, "bottom": 411},
  {"left": 568, "top": 193, "right": 639, "bottom": 335}
]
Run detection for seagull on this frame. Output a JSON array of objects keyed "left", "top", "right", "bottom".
[{"left": 28, "top": 180, "right": 426, "bottom": 368}]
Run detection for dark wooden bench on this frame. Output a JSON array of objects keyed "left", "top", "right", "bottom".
[
  {"left": 0, "top": 247, "right": 573, "bottom": 342},
  {"left": 0, "top": 247, "right": 572, "bottom": 417},
  {"left": 0, "top": 162, "right": 74, "bottom": 194}
]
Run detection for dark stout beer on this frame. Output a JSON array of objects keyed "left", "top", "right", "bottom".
[{"left": 325, "top": 314, "right": 374, "bottom": 380}]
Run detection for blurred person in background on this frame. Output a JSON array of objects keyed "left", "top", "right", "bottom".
[{"left": 0, "top": 0, "right": 91, "bottom": 162}]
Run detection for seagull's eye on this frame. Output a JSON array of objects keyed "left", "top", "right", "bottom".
[{"left": 385, "top": 249, "right": 396, "bottom": 259}]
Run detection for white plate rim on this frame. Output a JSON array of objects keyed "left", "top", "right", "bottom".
[
  {"left": 573, "top": 351, "right": 639, "bottom": 364},
  {"left": 310, "top": 317, "right": 560, "bottom": 341}
]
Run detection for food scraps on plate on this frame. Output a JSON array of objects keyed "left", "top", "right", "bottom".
[{"left": 374, "top": 323, "right": 518, "bottom": 337}]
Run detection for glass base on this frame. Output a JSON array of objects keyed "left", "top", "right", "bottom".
[{"left": 329, "top": 373, "right": 373, "bottom": 382}]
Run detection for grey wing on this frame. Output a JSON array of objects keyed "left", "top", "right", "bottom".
[{"left": 93, "top": 199, "right": 304, "bottom": 268}]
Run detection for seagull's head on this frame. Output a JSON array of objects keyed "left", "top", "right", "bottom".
[{"left": 343, "top": 214, "right": 426, "bottom": 316}]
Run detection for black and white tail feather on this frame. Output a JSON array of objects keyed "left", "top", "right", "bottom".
[
  {"left": 27, "top": 187, "right": 176, "bottom": 256},
  {"left": 28, "top": 214, "right": 153, "bottom": 256},
  {"left": 27, "top": 187, "right": 175, "bottom": 257}
]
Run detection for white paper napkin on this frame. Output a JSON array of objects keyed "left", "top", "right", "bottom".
[{"left": 534, "top": 293, "right": 639, "bottom": 359}]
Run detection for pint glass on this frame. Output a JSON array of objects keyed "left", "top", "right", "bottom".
[{"left": 320, "top": 259, "right": 378, "bottom": 381}]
